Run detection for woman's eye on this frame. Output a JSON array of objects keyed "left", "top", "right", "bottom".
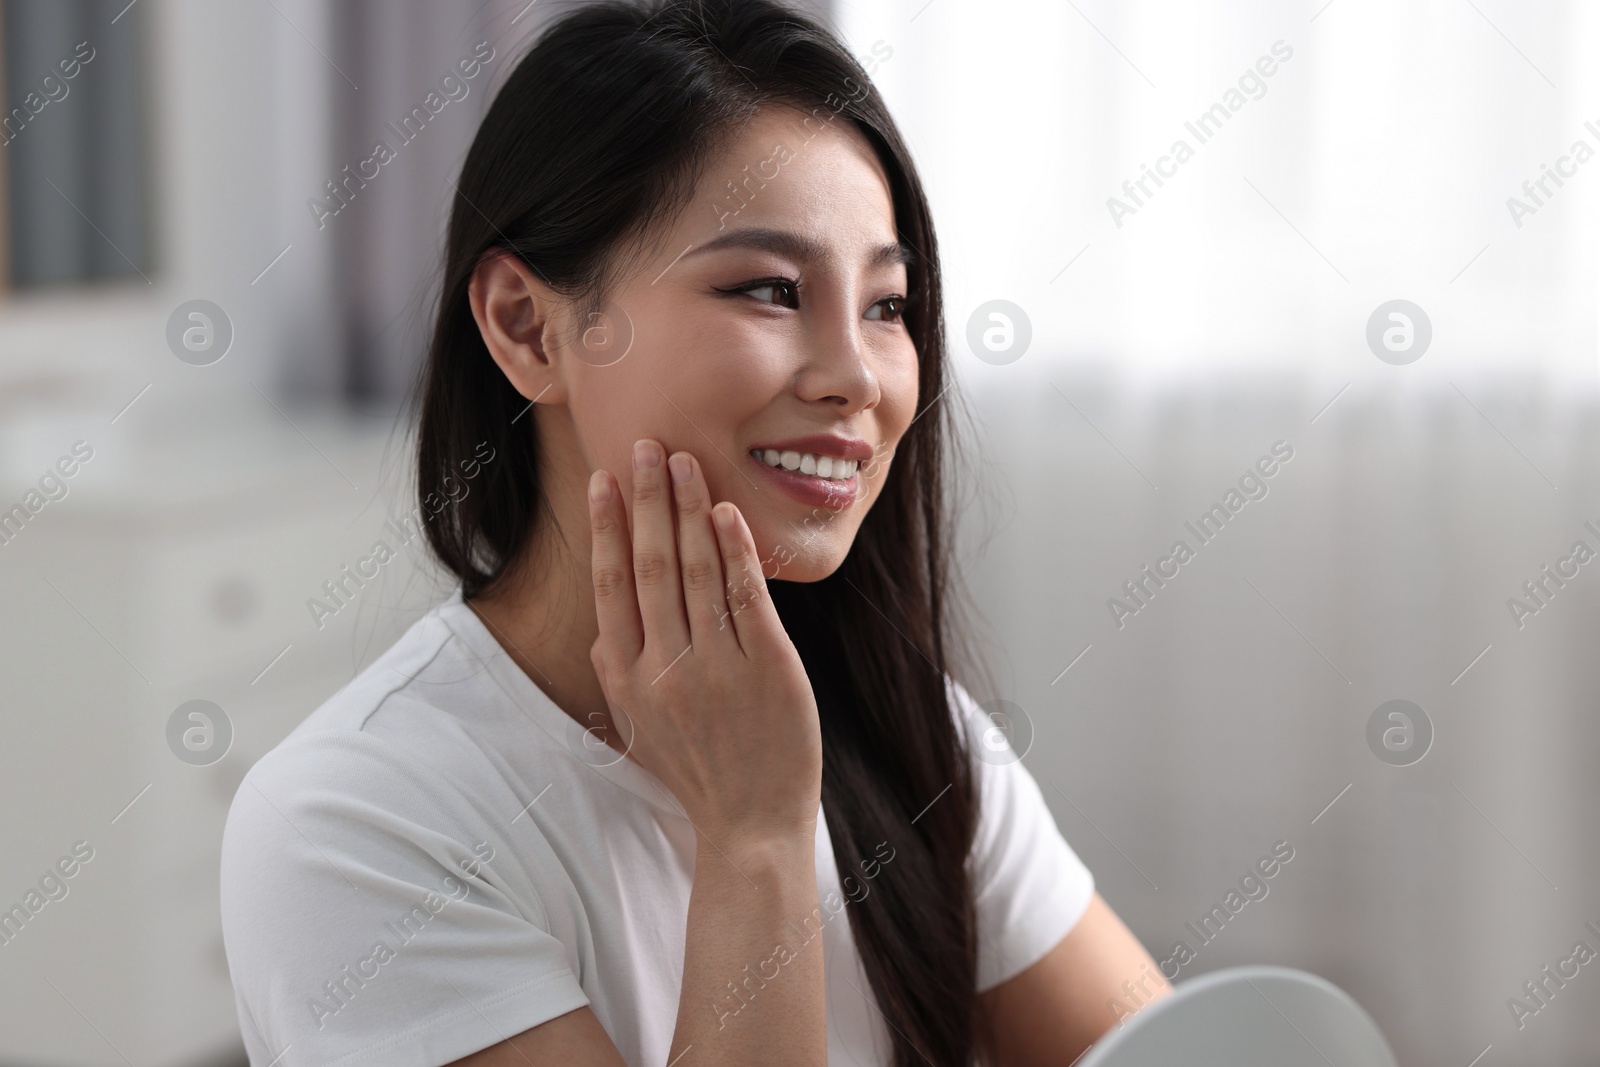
[
  {"left": 865, "top": 295, "right": 906, "bottom": 322},
  {"left": 718, "top": 280, "right": 906, "bottom": 320},
  {"left": 743, "top": 279, "right": 799, "bottom": 308}
]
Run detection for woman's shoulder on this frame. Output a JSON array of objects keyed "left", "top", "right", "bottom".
[
  {"left": 941, "top": 673, "right": 1099, "bottom": 992},
  {"left": 220, "top": 596, "right": 552, "bottom": 877},
  {"left": 253, "top": 592, "right": 549, "bottom": 768},
  {"left": 281, "top": 595, "right": 480, "bottom": 741},
  {"left": 217, "top": 599, "right": 594, "bottom": 1065}
]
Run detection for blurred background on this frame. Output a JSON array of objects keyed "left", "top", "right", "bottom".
[{"left": 0, "top": 0, "right": 1595, "bottom": 1064}]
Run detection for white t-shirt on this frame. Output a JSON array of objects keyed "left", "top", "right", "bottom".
[{"left": 220, "top": 589, "right": 1094, "bottom": 1067}]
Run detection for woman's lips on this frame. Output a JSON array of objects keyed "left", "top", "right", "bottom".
[{"left": 747, "top": 450, "right": 860, "bottom": 509}]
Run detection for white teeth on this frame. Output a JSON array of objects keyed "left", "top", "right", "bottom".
[{"left": 751, "top": 449, "right": 859, "bottom": 481}]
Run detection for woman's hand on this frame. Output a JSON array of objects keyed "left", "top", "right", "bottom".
[{"left": 587, "top": 438, "right": 823, "bottom": 847}]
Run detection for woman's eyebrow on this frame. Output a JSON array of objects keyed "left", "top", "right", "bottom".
[{"left": 686, "top": 226, "right": 913, "bottom": 269}]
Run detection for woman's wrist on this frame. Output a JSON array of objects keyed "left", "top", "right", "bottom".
[{"left": 698, "top": 821, "right": 819, "bottom": 879}]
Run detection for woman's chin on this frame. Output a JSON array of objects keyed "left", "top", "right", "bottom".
[
  {"left": 754, "top": 541, "right": 851, "bottom": 584},
  {"left": 768, "top": 562, "right": 836, "bottom": 583}
]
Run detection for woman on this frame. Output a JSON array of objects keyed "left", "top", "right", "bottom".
[{"left": 219, "top": 1, "right": 1169, "bottom": 1064}]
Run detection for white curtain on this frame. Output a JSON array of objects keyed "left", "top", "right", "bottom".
[
  {"left": 834, "top": 0, "right": 1598, "bottom": 381},
  {"left": 831, "top": 1, "right": 1600, "bottom": 1063},
  {"left": 950, "top": 369, "right": 1598, "bottom": 1065}
]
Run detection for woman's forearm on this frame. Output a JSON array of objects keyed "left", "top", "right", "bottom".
[{"left": 669, "top": 829, "right": 826, "bottom": 1065}]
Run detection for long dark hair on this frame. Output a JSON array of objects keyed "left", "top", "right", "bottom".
[{"left": 415, "top": 2, "right": 984, "bottom": 1062}]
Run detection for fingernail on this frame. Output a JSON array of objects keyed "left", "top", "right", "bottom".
[
  {"left": 589, "top": 470, "right": 610, "bottom": 502},
  {"left": 633, "top": 439, "right": 659, "bottom": 469},
  {"left": 668, "top": 452, "right": 692, "bottom": 484},
  {"left": 713, "top": 503, "right": 736, "bottom": 531}
]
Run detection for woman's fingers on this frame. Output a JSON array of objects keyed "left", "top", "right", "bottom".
[
  {"left": 588, "top": 468, "right": 643, "bottom": 661},
  {"left": 668, "top": 451, "right": 735, "bottom": 648},
  {"left": 629, "top": 439, "right": 692, "bottom": 658},
  {"left": 712, "top": 501, "right": 792, "bottom": 662}
]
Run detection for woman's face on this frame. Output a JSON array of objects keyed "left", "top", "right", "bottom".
[{"left": 549, "top": 103, "right": 920, "bottom": 582}]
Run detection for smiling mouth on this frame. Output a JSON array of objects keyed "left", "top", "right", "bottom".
[{"left": 748, "top": 448, "right": 859, "bottom": 482}]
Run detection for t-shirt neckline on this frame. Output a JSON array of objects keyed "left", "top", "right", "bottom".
[{"left": 433, "top": 586, "right": 691, "bottom": 821}]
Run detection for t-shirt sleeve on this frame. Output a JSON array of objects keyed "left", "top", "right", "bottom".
[
  {"left": 949, "top": 679, "right": 1097, "bottom": 993},
  {"left": 219, "top": 728, "right": 589, "bottom": 1067}
]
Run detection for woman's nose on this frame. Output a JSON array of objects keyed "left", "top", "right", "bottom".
[{"left": 797, "top": 305, "right": 878, "bottom": 411}]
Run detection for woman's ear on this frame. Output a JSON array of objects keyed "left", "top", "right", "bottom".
[{"left": 467, "top": 249, "right": 569, "bottom": 404}]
